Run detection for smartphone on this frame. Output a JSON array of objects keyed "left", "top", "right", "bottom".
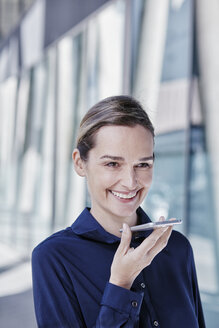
[{"left": 120, "top": 219, "right": 182, "bottom": 232}]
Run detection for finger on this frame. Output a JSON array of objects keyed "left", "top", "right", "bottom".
[
  {"left": 146, "top": 226, "right": 173, "bottom": 261},
  {"left": 158, "top": 216, "right": 165, "bottom": 222},
  {"left": 117, "top": 223, "right": 132, "bottom": 255},
  {"left": 134, "top": 226, "right": 169, "bottom": 258},
  {"left": 127, "top": 247, "right": 135, "bottom": 254}
]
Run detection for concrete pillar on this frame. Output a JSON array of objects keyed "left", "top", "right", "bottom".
[
  {"left": 133, "top": 0, "right": 170, "bottom": 123},
  {"left": 196, "top": 0, "right": 219, "bottom": 243}
]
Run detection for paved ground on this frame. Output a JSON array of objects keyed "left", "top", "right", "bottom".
[
  {"left": 0, "top": 242, "right": 37, "bottom": 327},
  {"left": 0, "top": 289, "right": 37, "bottom": 328}
]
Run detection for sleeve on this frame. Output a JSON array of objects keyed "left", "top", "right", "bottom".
[
  {"left": 32, "top": 244, "right": 85, "bottom": 328},
  {"left": 95, "top": 282, "right": 144, "bottom": 327},
  {"left": 188, "top": 245, "right": 206, "bottom": 328},
  {"left": 32, "top": 244, "right": 144, "bottom": 328}
]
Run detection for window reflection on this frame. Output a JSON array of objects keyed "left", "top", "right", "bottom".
[
  {"left": 16, "top": 59, "right": 50, "bottom": 250},
  {"left": 12, "top": 50, "right": 56, "bottom": 250},
  {"left": 33, "top": 49, "right": 56, "bottom": 243},
  {"left": 189, "top": 126, "right": 218, "bottom": 294},
  {"left": 55, "top": 32, "right": 87, "bottom": 229},
  {"left": 0, "top": 77, "right": 18, "bottom": 243},
  {"left": 0, "top": 77, "right": 18, "bottom": 210},
  {"left": 87, "top": 0, "right": 125, "bottom": 106}
]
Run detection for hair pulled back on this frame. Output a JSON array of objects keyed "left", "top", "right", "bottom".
[{"left": 76, "top": 95, "right": 154, "bottom": 161}]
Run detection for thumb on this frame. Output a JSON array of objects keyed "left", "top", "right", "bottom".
[{"left": 117, "top": 223, "right": 132, "bottom": 255}]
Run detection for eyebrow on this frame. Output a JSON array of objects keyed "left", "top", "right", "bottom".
[{"left": 99, "top": 155, "right": 154, "bottom": 161}]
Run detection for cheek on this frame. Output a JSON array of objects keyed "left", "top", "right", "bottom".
[
  {"left": 138, "top": 171, "right": 153, "bottom": 186},
  {"left": 99, "top": 169, "right": 120, "bottom": 185},
  {"left": 86, "top": 168, "right": 119, "bottom": 192}
]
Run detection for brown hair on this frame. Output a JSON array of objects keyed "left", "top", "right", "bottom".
[{"left": 76, "top": 95, "right": 154, "bottom": 160}]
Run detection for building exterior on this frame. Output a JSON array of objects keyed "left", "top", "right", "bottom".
[
  {"left": 0, "top": 0, "right": 219, "bottom": 327},
  {"left": 0, "top": 0, "right": 34, "bottom": 41}
]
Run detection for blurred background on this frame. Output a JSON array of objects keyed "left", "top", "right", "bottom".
[{"left": 0, "top": 0, "right": 219, "bottom": 327}]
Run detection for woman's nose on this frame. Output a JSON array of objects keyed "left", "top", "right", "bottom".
[{"left": 120, "top": 167, "right": 137, "bottom": 189}]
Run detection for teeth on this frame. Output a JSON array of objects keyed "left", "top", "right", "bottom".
[{"left": 111, "top": 191, "right": 137, "bottom": 199}]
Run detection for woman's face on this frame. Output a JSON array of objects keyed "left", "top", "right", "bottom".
[{"left": 77, "top": 124, "right": 154, "bottom": 224}]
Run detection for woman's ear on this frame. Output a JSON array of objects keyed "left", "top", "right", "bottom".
[{"left": 72, "top": 148, "right": 86, "bottom": 177}]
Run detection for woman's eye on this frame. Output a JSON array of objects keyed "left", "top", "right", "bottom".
[
  {"left": 106, "top": 162, "right": 119, "bottom": 167},
  {"left": 136, "top": 163, "right": 152, "bottom": 168}
]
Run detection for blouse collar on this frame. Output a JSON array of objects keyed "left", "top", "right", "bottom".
[{"left": 71, "top": 207, "right": 152, "bottom": 244}]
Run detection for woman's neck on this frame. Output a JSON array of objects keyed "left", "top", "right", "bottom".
[{"left": 90, "top": 208, "right": 138, "bottom": 238}]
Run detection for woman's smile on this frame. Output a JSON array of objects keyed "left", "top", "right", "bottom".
[{"left": 110, "top": 190, "right": 138, "bottom": 199}]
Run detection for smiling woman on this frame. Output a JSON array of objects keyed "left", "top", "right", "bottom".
[{"left": 32, "top": 95, "right": 206, "bottom": 328}]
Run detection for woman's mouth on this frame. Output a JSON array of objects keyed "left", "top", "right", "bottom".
[{"left": 110, "top": 190, "right": 138, "bottom": 200}]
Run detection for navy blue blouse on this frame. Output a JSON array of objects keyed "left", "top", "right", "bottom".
[{"left": 32, "top": 207, "right": 206, "bottom": 327}]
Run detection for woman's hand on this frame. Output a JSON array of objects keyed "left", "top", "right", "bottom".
[{"left": 109, "top": 219, "right": 173, "bottom": 290}]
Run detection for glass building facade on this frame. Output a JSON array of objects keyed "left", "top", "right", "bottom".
[
  {"left": 0, "top": 0, "right": 219, "bottom": 326},
  {"left": 0, "top": 0, "right": 34, "bottom": 41}
]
